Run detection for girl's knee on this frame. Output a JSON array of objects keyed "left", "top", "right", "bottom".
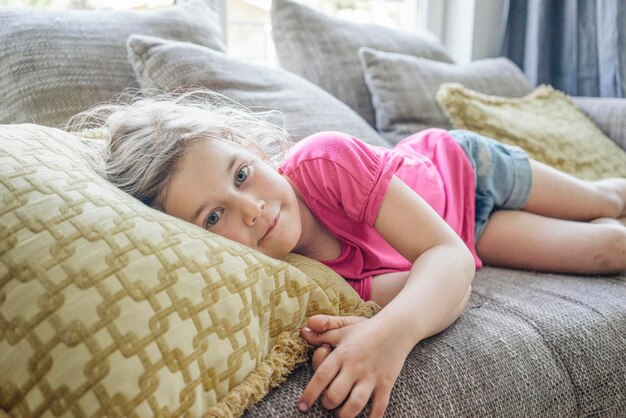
[
  {"left": 596, "top": 225, "right": 626, "bottom": 272},
  {"left": 594, "top": 178, "right": 626, "bottom": 218}
]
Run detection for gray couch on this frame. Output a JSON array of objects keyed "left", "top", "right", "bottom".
[
  {"left": 248, "top": 268, "right": 626, "bottom": 417},
  {"left": 1, "top": 0, "right": 624, "bottom": 417}
]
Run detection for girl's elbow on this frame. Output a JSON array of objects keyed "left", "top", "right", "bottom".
[
  {"left": 460, "top": 282, "right": 472, "bottom": 313},
  {"left": 459, "top": 244, "right": 476, "bottom": 285}
]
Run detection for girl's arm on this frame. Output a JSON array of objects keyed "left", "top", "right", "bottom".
[
  {"left": 298, "top": 176, "right": 475, "bottom": 418},
  {"left": 372, "top": 176, "right": 475, "bottom": 340},
  {"left": 371, "top": 270, "right": 473, "bottom": 333}
]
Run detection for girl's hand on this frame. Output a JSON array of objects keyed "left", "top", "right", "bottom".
[
  {"left": 306, "top": 315, "right": 366, "bottom": 371},
  {"left": 298, "top": 314, "right": 408, "bottom": 418}
]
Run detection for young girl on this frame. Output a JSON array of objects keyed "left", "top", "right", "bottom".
[{"left": 77, "top": 92, "right": 626, "bottom": 418}]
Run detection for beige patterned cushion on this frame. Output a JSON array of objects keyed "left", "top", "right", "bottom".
[
  {"left": 437, "top": 83, "right": 626, "bottom": 180},
  {"left": 0, "top": 124, "right": 379, "bottom": 416},
  {"left": 0, "top": 0, "right": 225, "bottom": 127}
]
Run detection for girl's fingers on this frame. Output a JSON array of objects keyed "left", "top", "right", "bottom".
[
  {"left": 368, "top": 387, "right": 392, "bottom": 418},
  {"left": 298, "top": 351, "right": 341, "bottom": 413},
  {"left": 320, "top": 369, "right": 356, "bottom": 411},
  {"left": 301, "top": 315, "right": 368, "bottom": 347},
  {"left": 300, "top": 326, "right": 343, "bottom": 347},
  {"left": 337, "top": 381, "right": 375, "bottom": 418},
  {"left": 307, "top": 314, "right": 366, "bottom": 334},
  {"left": 312, "top": 344, "right": 332, "bottom": 371}
]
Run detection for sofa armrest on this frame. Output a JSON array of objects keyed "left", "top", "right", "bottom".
[{"left": 572, "top": 96, "right": 626, "bottom": 151}]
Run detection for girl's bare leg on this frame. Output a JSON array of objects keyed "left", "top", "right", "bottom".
[
  {"left": 476, "top": 211, "right": 626, "bottom": 274},
  {"left": 476, "top": 160, "right": 626, "bottom": 274},
  {"left": 522, "top": 160, "right": 626, "bottom": 220}
]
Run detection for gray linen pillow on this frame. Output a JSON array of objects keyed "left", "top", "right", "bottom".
[
  {"left": 358, "top": 47, "right": 531, "bottom": 145},
  {"left": 0, "top": 0, "right": 225, "bottom": 127},
  {"left": 572, "top": 97, "right": 626, "bottom": 151},
  {"left": 271, "top": 0, "right": 454, "bottom": 127},
  {"left": 127, "top": 35, "right": 388, "bottom": 147}
]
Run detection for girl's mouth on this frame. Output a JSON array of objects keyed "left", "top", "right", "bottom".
[{"left": 261, "top": 211, "right": 279, "bottom": 241}]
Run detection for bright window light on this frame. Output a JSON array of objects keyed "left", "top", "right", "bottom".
[
  {"left": 0, "top": 0, "right": 174, "bottom": 9},
  {"left": 228, "top": 0, "right": 422, "bottom": 65}
]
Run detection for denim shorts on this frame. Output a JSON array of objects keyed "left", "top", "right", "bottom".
[{"left": 448, "top": 130, "right": 533, "bottom": 241}]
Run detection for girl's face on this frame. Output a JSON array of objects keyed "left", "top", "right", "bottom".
[{"left": 163, "top": 139, "right": 303, "bottom": 259}]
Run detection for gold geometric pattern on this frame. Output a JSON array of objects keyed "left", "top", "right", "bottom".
[{"left": 0, "top": 124, "right": 378, "bottom": 417}]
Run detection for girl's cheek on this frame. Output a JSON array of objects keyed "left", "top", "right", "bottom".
[{"left": 217, "top": 221, "right": 249, "bottom": 246}]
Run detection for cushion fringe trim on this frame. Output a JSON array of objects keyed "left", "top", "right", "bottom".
[{"left": 204, "top": 300, "right": 381, "bottom": 417}]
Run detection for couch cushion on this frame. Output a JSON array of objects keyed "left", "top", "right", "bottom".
[
  {"left": 0, "top": 124, "right": 379, "bottom": 416},
  {"left": 437, "top": 83, "right": 626, "bottom": 180},
  {"left": 358, "top": 48, "right": 531, "bottom": 144},
  {"left": 245, "top": 267, "right": 626, "bottom": 417},
  {"left": 0, "top": 0, "right": 225, "bottom": 127},
  {"left": 126, "top": 35, "right": 388, "bottom": 147},
  {"left": 271, "top": 0, "right": 453, "bottom": 127},
  {"left": 572, "top": 96, "right": 626, "bottom": 151}
]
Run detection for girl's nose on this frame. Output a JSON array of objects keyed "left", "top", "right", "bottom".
[{"left": 243, "top": 198, "right": 265, "bottom": 226}]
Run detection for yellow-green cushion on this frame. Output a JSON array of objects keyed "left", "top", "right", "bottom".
[
  {"left": 437, "top": 83, "right": 626, "bottom": 180},
  {"left": 0, "top": 124, "right": 379, "bottom": 417}
]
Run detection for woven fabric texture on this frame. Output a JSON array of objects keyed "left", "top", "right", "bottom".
[
  {"left": 127, "top": 35, "right": 388, "bottom": 147},
  {"left": 358, "top": 48, "right": 531, "bottom": 145},
  {"left": 246, "top": 267, "right": 626, "bottom": 417},
  {"left": 270, "top": 0, "right": 453, "bottom": 127},
  {"left": 0, "top": 0, "right": 225, "bottom": 127},
  {"left": 572, "top": 96, "right": 626, "bottom": 151},
  {"left": 0, "top": 124, "right": 379, "bottom": 417},
  {"left": 437, "top": 83, "right": 626, "bottom": 180}
]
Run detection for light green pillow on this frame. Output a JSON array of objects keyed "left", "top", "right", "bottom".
[
  {"left": 0, "top": 124, "right": 379, "bottom": 416},
  {"left": 437, "top": 83, "right": 626, "bottom": 180}
]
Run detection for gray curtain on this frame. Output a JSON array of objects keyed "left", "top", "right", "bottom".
[{"left": 501, "top": 0, "right": 626, "bottom": 98}]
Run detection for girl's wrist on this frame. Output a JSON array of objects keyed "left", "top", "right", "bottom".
[{"left": 370, "top": 306, "right": 425, "bottom": 352}]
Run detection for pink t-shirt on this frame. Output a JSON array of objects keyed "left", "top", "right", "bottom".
[{"left": 278, "top": 129, "right": 481, "bottom": 300}]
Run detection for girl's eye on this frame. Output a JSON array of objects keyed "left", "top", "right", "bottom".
[
  {"left": 235, "top": 165, "right": 249, "bottom": 185},
  {"left": 205, "top": 209, "right": 222, "bottom": 228}
]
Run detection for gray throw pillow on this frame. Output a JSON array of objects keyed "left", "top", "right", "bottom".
[
  {"left": 572, "top": 97, "right": 626, "bottom": 151},
  {"left": 126, "top": 35, "right": 388, "bottom": 147},
  {"left": 0, "top": 0, "right": 225, "bottom": 127},
  {"left": 359, "top": 48, "right": 531, "bottom": 145},
  {"left": 271, "top": 0, "right": 454, "bottom": 127}
]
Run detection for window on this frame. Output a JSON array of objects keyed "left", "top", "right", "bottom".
[
  {"left": 0, "top": 0, "right": 174, "bottom": 9},
  {"left": 227, "top": 0, "right": 423, "bottom": 65},
  {"left": 3, "top": 0, "right": 424, "bottom": 64}
]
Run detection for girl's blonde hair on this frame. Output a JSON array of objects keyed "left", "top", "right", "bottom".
[{"left": 67, "top": 89, "right": 290, "bottom": 211}]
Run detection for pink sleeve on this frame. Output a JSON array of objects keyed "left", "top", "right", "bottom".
[{"left": 279, "top": 132, "right": 404, "bottom": 226}]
